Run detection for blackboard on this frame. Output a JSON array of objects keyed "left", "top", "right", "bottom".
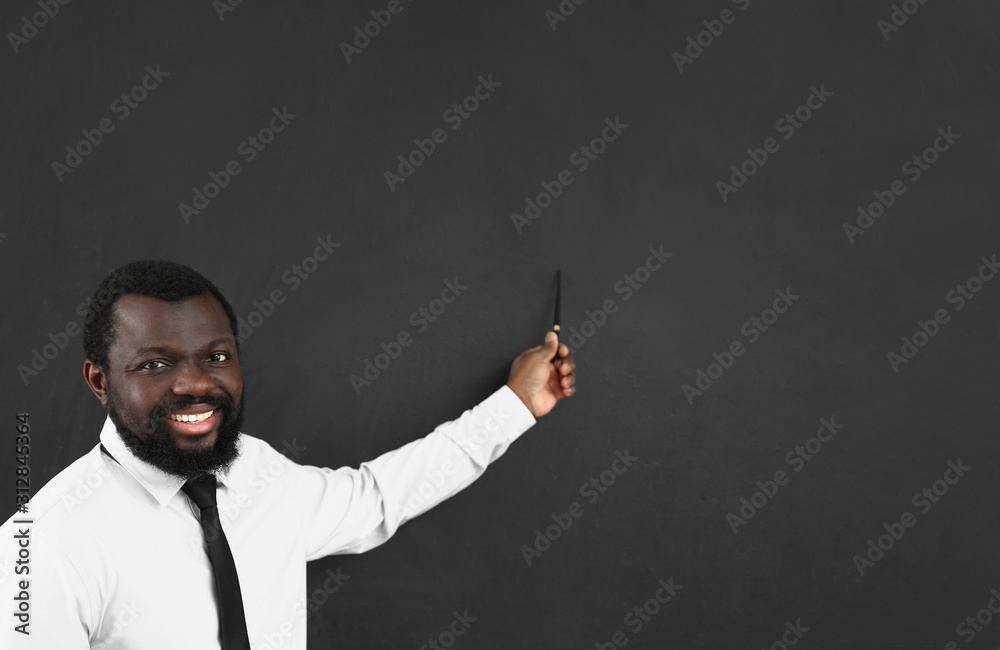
[{"left": 2, "top": 1, "right": 999, "bottom": 647}]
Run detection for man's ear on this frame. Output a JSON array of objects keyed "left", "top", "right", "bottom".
[{"left": 83, "top": 360, "right": 109, "bottom": 408}]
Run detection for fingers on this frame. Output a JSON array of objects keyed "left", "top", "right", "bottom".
[
  {"left": 556, "top": 353, "right": 576, "bottom": 396},
  {"left": 556, "top": 356, "right": 576, "bottom": 375},
  {"left": 560, "top": 373, "right": 576, "bottom": 396}
]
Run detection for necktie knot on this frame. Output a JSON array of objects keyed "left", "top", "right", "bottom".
[{"left": 181, "top": 474, "right": 218, "bottom": 510}]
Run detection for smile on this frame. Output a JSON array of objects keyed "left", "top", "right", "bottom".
[{"left": 167, "top": 409, "right": 214, "bottom": 423}]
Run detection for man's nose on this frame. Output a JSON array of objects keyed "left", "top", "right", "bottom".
[{"left": 170, "top": 360, "right": 215, "bottom": 397}]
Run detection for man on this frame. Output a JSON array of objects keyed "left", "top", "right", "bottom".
[{"left": 0, "top": 260, "right": 576, "bottom": 649}]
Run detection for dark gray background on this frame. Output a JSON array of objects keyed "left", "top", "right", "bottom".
[{"left": 1, "top": 1, "right": 998, "bottom": 648}]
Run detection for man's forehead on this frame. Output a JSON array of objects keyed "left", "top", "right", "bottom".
[{"left": 111, "top": 293, "right": 233, "bottom": 350}]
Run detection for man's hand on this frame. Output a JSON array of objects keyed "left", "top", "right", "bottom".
[{"left": 506, "top": 332, "right": 577, "bottom": 418}]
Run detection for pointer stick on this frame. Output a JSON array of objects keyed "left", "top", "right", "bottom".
[{"left": 553, "top": 269, "right": 562, "bottom": 344}]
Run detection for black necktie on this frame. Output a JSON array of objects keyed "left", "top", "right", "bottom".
[{"left": 182, "top": 474, "right": 252, "bottom": 650}]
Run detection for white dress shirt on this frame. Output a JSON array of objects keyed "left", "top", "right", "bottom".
[{"left": 0, "top": 385, "right": 534, "bottom": 649}]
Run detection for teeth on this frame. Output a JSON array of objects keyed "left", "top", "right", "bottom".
[{"left": 168, "top": 410, "right": 214, "bottom": 423}]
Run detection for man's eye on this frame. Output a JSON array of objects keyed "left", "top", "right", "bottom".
[
  {"left": 209, "top": 352, "right": 230, "bottom": 363},
  {"left": 140, "top": 360, "right": 166, "bottom": 370}
]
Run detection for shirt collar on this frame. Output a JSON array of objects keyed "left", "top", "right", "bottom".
[{"left": 99, "top": 415, "right": 239, "bottom": 507}]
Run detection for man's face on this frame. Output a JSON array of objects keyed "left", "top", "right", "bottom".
[{"left": 87, "top": 292, "right": 245, "bottom": 479}]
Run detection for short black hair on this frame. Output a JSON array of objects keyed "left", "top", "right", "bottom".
[{"left": 82, "top": 260, "right": 240, "bottom": 371}]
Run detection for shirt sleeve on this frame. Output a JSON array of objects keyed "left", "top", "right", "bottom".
[{"left": 294, "top": 385, "right": 536, "bottom": 560}]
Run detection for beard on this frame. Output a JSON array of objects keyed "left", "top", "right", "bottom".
[{"left": 106, "top": 382, "right": 247, "bottom": 481}]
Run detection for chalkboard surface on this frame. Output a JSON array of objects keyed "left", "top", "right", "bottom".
[{"left": 2, "top": 1, "right": 999, "bottom": 647}]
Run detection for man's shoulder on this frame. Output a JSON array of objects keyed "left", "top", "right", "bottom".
[
  {"left": 229, "top": 431, "right": 311, "bottom": 495},
  {"left": 1, "top": 445, "right": 110, "bottom": 533},
  {"left": 236, "top": 430, "right": 307, "bottom": 467},
  {"left": 214, "top": 432, "right": 319, "bottom": 517},
  {"left": 0, "top": 444, "right": 116, "bottom": 579}
]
